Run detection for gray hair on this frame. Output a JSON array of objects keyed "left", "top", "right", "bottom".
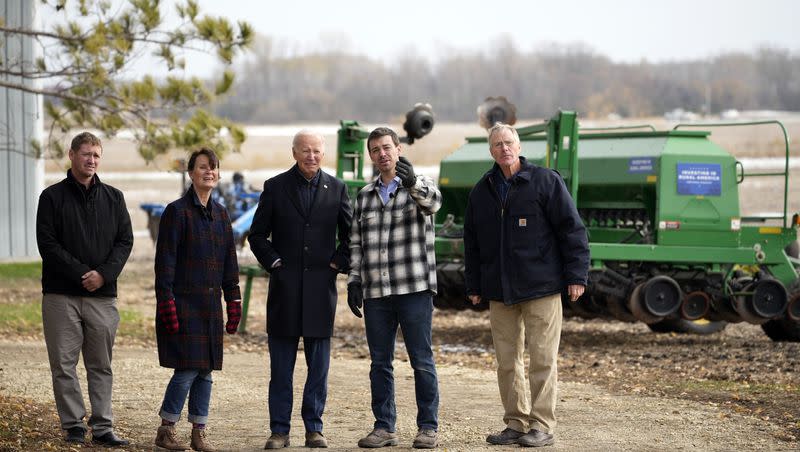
[
  {"left": 292, "top": 129, "right": 326, "bottom": 149},
  {"left": 487, "top": 123, "right": 519, "bottom": 145}
]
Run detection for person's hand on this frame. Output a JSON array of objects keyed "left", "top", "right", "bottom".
[
  {"left": 158, "top": 299, "right": 179, "bottom": 334},
  {"left": 468, "top": 294, "right": 481, "bottom": 305},
  {"left": 567, "top": 284, "right": 585, "bottom": 302},
  {"left": 395, "top": 156, "right": 417, "bottom": 188},
  {"left": 226, "top": 300, "right": 242, "bottom": 334},
  {"left": 347, "top": 282, "right": 363, "bottom": 318},
  {"left": 81, "top": 270, "right": 105, "bottom": 292}
]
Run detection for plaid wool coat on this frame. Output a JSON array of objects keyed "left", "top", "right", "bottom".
[{"left": 155, "top": 187, "right": 241, "bottom": 370}]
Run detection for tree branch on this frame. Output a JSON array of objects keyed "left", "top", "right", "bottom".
[
  {"left": 0, "top": 25, "right": 83, "bottom": 41},
  {"left": 0, "top": 68, "right": 95, "bottom": 79}
]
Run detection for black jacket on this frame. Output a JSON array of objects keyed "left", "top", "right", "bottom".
[
  {"left": 248, "top": 166, "right": 352, "bottom": 337},
  {"left": 464, "top": 157, "right": 589, "bottom": 304},
  {"left": 36, "top": 170, "right": 133, "bottom": 297}
]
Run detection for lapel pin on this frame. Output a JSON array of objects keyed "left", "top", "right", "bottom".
[{"left": 324, "top": 184, "right": 328, "bottom": 189}]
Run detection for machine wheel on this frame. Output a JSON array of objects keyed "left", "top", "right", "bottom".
[
  {"left": 647, "top": 318, "right": 728, "bottom": 335},
  {"left": 761, "top": 318, "right": 800, "bottom": 342},
  {"left": 761, "top": 279, "right": 800, "bottom": 342}
]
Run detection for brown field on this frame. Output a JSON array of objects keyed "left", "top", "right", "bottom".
[{"left": 44, "top": 116, "right": 800, "bottom": 174}]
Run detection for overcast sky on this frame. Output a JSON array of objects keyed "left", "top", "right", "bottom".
[
  {"left": 37, "top": 0, "right": 800, "bottom": 76},
  {"left": 189, "top": 0, "right": 799, "bottom": 64}
]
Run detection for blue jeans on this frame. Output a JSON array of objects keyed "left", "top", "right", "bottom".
[
  {"left": 364, "top": 291, "right": 439, "bottom": 432},
  {"left": 159, "top": 369, "right": 213, "bottom": 424},
  {"left": 268, "top": 335, "right": 331, "bottom": 433}
]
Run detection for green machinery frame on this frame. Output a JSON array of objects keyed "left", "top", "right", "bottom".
[{"left": 442, "top": 111, "right": 799, "bottom": 289}]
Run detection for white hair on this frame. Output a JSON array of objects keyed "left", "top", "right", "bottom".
[
  {"left": 487, "top": 123, "right": 520, "bottom": 145},
  {"left": 292, "top": 129, "right": 326, "bottom": 149}
]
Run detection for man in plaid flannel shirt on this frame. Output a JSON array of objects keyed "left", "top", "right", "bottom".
[{"left": 347, "top": 127, "right": 442, "bottom": 449}]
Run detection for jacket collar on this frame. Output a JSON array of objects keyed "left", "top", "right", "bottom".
[
  {"left": 184, "top": 185, "right": 215, "bottom": 218},
  {"left": 66, "top": 169, "right": 100, "bottom": 189},
  {"left": 485, "top": 156, "right": 535, "bottom": 184}
]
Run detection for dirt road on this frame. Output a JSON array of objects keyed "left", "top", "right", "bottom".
[{"left": 0, "top": 338, "right": 793, "bottom": 451}]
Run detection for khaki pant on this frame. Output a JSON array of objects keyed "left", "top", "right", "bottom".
[
  {"left": 42, "top": 293, "right": 119, "bottom": 435},
  {"left": 489, "top": 293, "right": 562, "bottom": 434}
]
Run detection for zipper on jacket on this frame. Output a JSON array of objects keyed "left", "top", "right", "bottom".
[{"left": 487, "top": 176, "right": 513, "bottom": 303}]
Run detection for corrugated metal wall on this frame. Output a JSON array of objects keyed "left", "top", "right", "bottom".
[{"left": 1, "top": 0, "right": 43, "bottom": 260}]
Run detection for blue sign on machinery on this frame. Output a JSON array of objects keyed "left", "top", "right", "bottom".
[
  {"left": 676, "top": 163, "right": 721, "bottom": 196},
  {"left": 628, "top": 158, "right": 654, "bottom": 173}
]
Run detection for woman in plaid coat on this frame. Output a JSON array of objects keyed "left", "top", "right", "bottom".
[{"left": 153, "top": 148, "right": 242, "bottom": 451}]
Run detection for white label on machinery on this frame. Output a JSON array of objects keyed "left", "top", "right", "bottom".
[{"left": 731, "top": 218, "right": 741, "bottom": 231}]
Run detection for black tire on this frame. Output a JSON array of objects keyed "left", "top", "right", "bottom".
[
  {"left": 761, "top": 318, "right": 800, "bottom": 342},
  {"left": 647, "top": 318, "right": 728, "bottom": 335},
  {"left": 432, "top": 295, "right": 451, "bottom": 310},
  {"left": 761, "top": 279, "right": 800, "bottom": 342}
]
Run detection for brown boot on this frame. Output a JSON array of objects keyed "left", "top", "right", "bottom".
[
  {"left": 155, "top": 424, "right": 190, "bottom": 450},
  {"left": 191, "top": 427, "right": 216, "bottom": 452}
]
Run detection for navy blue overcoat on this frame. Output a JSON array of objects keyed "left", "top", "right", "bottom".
[{"left": 248, "top": 166, "right": 352, "bottom": 337}]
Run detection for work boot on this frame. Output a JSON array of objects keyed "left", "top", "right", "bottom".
[
  {"left": 190, "top": 427, "right": 216, "bottom": 451},
  {"left": 412, "top": 429, "right": 438, "bottom": 449},
  {"left": 155, "top": 425, "right": 189, "bottom": 450},
  {"left": 264, "top": 432, "right": 290, "bottom": 449},
  {"left": 517, "top": 429, "right": 554, "bottom": 447},
  {"left": 357, "top": 428, "right": 399, "bottom": 448},
  {"left": 486, "top": 427, "right": 525, "bottom": 445},
  {"left": 305, "top": 431, "right": 328, "bottom": 448}
]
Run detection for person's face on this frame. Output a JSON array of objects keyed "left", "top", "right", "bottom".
[
  {"left": 489, "top": 128, "right": 521, "bottom": 168},
  {"left": 368, "top": 135, "right": 401, "bottom": 175},
  {"left": 293, "top": 134, "right": 325, "bottom": 178},
  {"left": 68, "top": 143, "right": 102, "bottom": 180},
  {"left": 188, "top": 154, "right": 219, "bottom": 191}
]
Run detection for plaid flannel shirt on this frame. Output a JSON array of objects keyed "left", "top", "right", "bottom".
[{"left": 348, "top": 174, "right": 442, "bottom": 299}]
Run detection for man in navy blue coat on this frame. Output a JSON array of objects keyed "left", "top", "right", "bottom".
[
  {"left": 464, "top": 123, "right": 589, "bottom": 448},
  {"left": 249, "top": 130, "right": 353, "bottom": 449}
]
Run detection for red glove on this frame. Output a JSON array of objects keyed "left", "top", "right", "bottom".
[
  {"left": 158, "top": 299, "right": 179, "bottom": 334},
  {"left": 226, "top": 301, "right": 242, "bottom": 334}
]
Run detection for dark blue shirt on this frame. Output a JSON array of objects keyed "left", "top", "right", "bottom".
[
  {"left": 294, "top": 165, "right": 321, "bottom": 213},
  {"left": 492, "top": 167, "right": 515, "bottom": 204}
]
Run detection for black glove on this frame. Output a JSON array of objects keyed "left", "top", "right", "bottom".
[
  {"left": 395, "top": 156, "right": 417, "bottom": 188},
  {"left": 347, "top": 282, "right": 363, "bottom": 318}
]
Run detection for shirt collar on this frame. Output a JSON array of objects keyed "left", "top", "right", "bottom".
[
  {"left": 376, "top": 176, "right": 401, "bottom": 189},
  {"left": 493, "top": 166, "right": 514, "bottom": 184},
  {"left": 294, "top": 164, "right": 321, "bottom": 186}
]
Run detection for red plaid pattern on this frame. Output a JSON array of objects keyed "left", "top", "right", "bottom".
[
  {"left": 225, "top": 301, "right": 241, "bottom": 334},
  {"left": 158, "top": 299, "right": 179, "bottom": 334}
]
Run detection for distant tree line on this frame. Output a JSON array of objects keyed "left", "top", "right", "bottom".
[{"left": 213, "top": 38, "right": 800, "bottom": 123}]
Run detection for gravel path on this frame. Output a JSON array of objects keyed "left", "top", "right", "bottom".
[{"left": 1, "top": 339, "right": 794, "bottom": 451}]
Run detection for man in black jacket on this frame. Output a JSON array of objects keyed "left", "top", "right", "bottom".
[
  {"left": 36, "top": 132, "right": 133, "bottom": 447},
  {"left": 249, "top": 130, "right": 352, "bottom": 449},
  {"left": 464, "top": 123, "right": 589, "bottom": 448}
]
